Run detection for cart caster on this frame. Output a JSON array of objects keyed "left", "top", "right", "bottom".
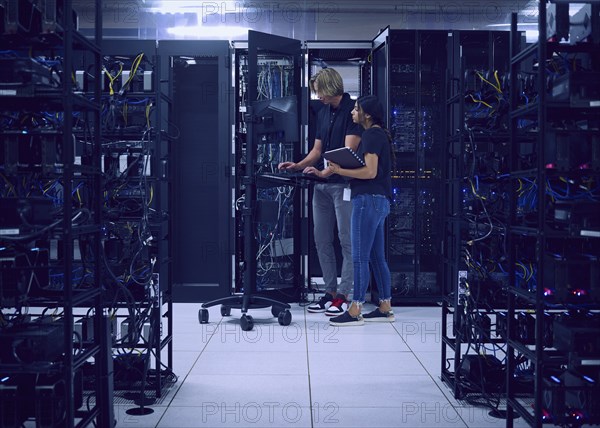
[
  {"left": 198, "top": 308, "right": 209, "bottom": 324},
  {"left": 271, "top": 305, "right": 284, "bottom": 317},
  {"left": 240, "top": 314, "right": 254, "bottom": 331},
  {"left": 278, "top": 310, "right": 292, "bottom": 326},
  {"left": 220, "top": 305, "right": 231, "bottom": 317}
]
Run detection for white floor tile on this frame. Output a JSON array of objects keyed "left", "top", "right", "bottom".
[
  {"left": 99, "top": 303, "right": 540, "bottom": 428},
  {"left": 201, "top": 322, "right": 311, "bottom": 352},
  {"left": 412, "top": 350, "right": 444, "bottom": 377},
  {"left": 168, "top": 374, "right": 311, "bottom": 407},
  {"left": 114, "top": 404, "right": 168, "bottom": 428},
  {"left": 165, "top": 350, "right": 201, "bottom": 378},
  {"left": 157, "top": 405, "right": 313, "bottom": 427},
  {"left": 308, "top": 329, "right": 411, "bottom": 352},
  {"left": 310, "top": 374, "right": 451, "bottom": 408},
  {"left": 190, "top": 350, "right": 308, "bottom": 376},
  {"left": 308, "top": 350, "right": 427, "bottom": 376},
  {"left": 393, "top": 318, "right": 445, "bottom": 351},
  {"left": 312, "top": 405, "right": 468, "bottom": 427},
  {"left": 453, "top": 407, "right": 532, "bottom": 428}
]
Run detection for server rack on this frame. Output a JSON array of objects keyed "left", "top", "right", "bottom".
[
  {"left": 229, "top": 32, "right": 304, "bottom": 305},
  {"left": 441, "top": 30, "right": 516, "bottom": 406},
  {"left": 0, "top": 0, "right": 113, "bottom": 425},
  {"left": 506, "top": 2, "right": 600, "bottom": 427},
  {"left": 198, "top": 32, "right": 302, "bottom": 330},
  {"left": 372, "top": 28, "right": 448, "bottom": 304},
  {"left": 72, "top": 39, "right": 174, "bottom": 402},
  {"left": 303, "top": 31, "right": 448, "bottom": 304}
]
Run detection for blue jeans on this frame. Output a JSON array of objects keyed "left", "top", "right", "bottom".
[
  {"left": 351, "top": 194, "right": 391, "bottom": 304},
  {"left": 312, "top": 183, "right": 353, "bottom": 297}
]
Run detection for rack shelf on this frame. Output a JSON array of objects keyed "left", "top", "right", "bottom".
[
  {"left": 441, "top": 29, "right": 516, "bottom": 405},
  {"left": 0, "top": 0, "right": 113, "bottom": 426},
  {"left": 505, "top": 2, "right": 600, "bottom": 427}
]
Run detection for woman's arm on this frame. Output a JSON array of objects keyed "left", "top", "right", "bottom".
[{"left": 329, "top": 152, "right": 378, "bottom": 180}]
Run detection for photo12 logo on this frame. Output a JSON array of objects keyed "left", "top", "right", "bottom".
[
  {"left": 200, "top": 401, "right": 339, "bottom": 424},
  {"left": 199, "top": 2, "right": 341, "bottom": 25},
  {"left": 200, "top": 321, "right": 340, "bottom": 344}
]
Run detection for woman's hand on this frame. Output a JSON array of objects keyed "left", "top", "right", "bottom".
[{"left": 327, "top": 162, "right": 341, "bottom": 175}]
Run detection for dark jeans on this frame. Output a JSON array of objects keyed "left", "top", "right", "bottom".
[{"left": 351, "top": 194, "right": 391, "bottom": 304}]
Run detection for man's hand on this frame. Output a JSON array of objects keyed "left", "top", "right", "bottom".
[{"left": 278, "top": 161, "right": 297, "bottom": 171}]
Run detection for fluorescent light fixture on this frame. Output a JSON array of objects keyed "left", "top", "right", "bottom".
[
  {"left": 519, "top": 1, "right": 588, "bottom": 17},
  {"left": 487, "top": 23, "right": 538, "bottom": 27},
  {"left": 167, "top": 24, "right": 248, "bottom": 39},
  {"left": 525, "top": 30, "right": 539, "bottom": 42}
]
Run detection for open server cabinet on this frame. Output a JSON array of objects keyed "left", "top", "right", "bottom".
[
  {"left": 303, "top": 40, "right": 372, "bottom": 291},
  {"left": 198, "top": 31, "right": 302, "bottom": 330},
  {"left": 230, "top": 32, "right": 304, "bottom": 305},
  {"left": 304, "top": 29, "right": 448, "bottom": 304}
]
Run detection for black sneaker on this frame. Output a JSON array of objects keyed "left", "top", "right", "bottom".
[
  {"left": 362, "top": 308, "right": 395, "bottom": 322},
  {"left": 307, "top": 292, "right": 334, "bottom": 313},
  {"left": 329, "top": 311, "right": 364, "bottom": 326}
]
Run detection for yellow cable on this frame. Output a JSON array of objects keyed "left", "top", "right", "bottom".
[
  {"left": 469, "top": 93, "right": 493, "bottom": 109},
  {"left": 469, "top": 179, "right": 486, "bottom": 200},
  {"left": 494, "top": 71, "right": 502, "bottom": 93},
  {"left": 123, "top": 53, "right": 144, "bottom": 90},
  {"left": 476, "top": 71, "right": 501, "bottom": 93},
  {"left": 0, "top": 173, "right": 17, "bottom": 196},
  {"left": 147, "top": 185, "right": 154, "bottom": 206},
  {"left": 103, "top": 63, "right": 123, "bottom": 96},
  {"left": 516, "top": 262, "right": 527, "bottom": 278}
]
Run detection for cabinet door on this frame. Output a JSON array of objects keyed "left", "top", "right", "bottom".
[
  {"left": 372, "top": 26, "right": 390, "bottom": 124},
  {"left": 237, "top": 31, "right": 303, "bottom": 300},
  {"left": 160, "top": 40, "right": 232, "bottom": 303}
]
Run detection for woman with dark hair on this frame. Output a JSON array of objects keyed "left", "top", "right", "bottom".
[{"left": 325, "top": 95, "right": 394, "bottom": 326}]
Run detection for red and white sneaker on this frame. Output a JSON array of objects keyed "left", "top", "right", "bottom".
[{"left": 325, "top": 297, "right": 346, "bottom": 316}]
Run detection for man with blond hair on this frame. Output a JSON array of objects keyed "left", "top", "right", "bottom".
[{"left": 279, "top": 68, "right": 362, "bottom": 316}]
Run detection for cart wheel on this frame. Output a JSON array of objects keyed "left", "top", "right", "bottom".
[
  {"left": 278, "top": 310, "right": 292, "bottom": 326},
  {"left": 198, "top": 308, "right": 209, "bottom": 324},
  {"left": 240, "top": 314, "right": 254, "bottom": 331},
  {"left": 271, "top": 305, "right": 283, "bottom": 317}
]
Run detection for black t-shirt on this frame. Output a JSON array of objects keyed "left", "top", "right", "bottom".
[
  {"left": 351, "top": 127, "right": 392, "bottom": 199},
  {"left": 315, "top": 93, "right": 362, "bottom": 183}
]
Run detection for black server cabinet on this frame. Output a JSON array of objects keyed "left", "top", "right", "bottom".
[
  {"left": 230, "top": 32, "right": 303, "bottom": 303},
  {"left": 372, "top": 29, "right": 448, "bottom": 303},
  {"left": 157, "top": 40, "right": 232, "bottom": 303}
]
